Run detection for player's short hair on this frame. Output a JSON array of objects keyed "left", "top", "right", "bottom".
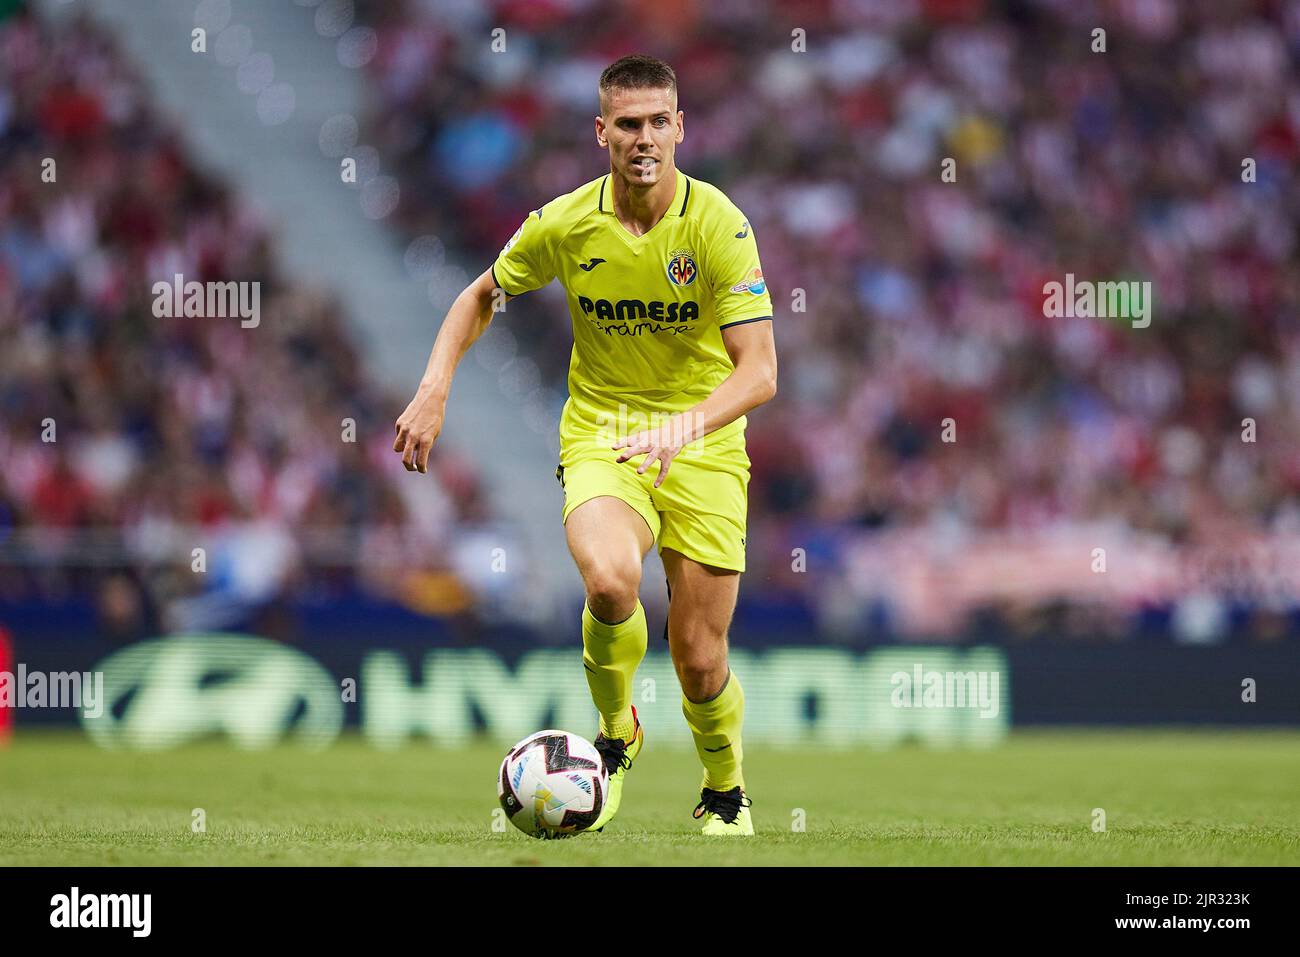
[{"left": 598, "top": 54, "right": 677, "bottom": 114}]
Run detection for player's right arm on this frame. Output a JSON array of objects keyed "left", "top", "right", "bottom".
[
  {"left": 394, "top": 207, "right": 555, "bottom": 473},
  {"left": 393, "top": 266, "right": 503, "bottom": 473}
]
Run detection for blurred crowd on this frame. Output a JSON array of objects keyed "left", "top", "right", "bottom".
[
  {"left": 0, "top": 8, "right": 492, "bottom": 639},
  {"left": 3, "top": 1, "right": 1298, "bottom": 646},
  {"left": 356, "top": 0, "right": 1300, "bottom": 642}
]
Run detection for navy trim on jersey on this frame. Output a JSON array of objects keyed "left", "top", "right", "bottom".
[
  {"left": 491, "top": 266, "right": 520, "bottom": 298},
  {"left": 598, "top": 175, "right": 607, "bottom": 212},
  {"left": 679, "top": 177, "right": 691, "bottom": 216},
  {"left": 718, "top": 315, "right": 772, "bottom": 330}
]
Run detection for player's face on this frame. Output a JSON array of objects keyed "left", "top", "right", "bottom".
[{"left": 596, "top": 87, "right": 684, "bottom": 188}]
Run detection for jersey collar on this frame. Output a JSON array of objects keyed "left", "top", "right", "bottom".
[{"left": 598, "top": 168, "right": 691, "bottom": 220}]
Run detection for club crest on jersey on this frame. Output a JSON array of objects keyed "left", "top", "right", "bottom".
[
  {"left": 666, "top": 248, "right": 698, "bottom": 286},
  {"left": 730, "top": 267, "right": 766, "bottom": 296}
]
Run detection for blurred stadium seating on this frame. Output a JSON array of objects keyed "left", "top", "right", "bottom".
[
  {"left": 2, "top": 0, "right": 1298, "bottom": 650},
  {"left": 356, "top": 0, "right": 1300, "bottom": 644},
  {"left": 0, "top": 7, "right": 495, "bottom": 641}
]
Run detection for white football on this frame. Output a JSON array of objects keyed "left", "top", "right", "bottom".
[{"left": 498, "top": 730, "right": 608, "bottom": 839}]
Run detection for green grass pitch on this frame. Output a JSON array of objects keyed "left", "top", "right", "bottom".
[{"left": 1, "top": 729, "right": 1297, "bottom": 865}]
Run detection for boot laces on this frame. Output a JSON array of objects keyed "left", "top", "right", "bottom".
[{"left": 693, "top": 786, "right": 752, "bottom": 824}]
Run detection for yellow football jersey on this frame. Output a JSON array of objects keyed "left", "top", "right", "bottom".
[{"left": 491, "top": 169, "right": 772, "bottom": 451}]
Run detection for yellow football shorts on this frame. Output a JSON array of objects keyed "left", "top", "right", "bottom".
[{"left": 556, "top": 429, "right": 750, "bottom": 572}]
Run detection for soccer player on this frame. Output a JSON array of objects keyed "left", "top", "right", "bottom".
[{"left": 394, "top": 54, "right": 776, "bottom": 836}]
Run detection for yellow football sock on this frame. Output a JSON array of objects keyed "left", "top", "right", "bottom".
[
  {"left": 582, "top": 599, "right": 647, "bottom": 742},
  {"left": 682, "top": 670, "right": 745, "bottom": 792}
]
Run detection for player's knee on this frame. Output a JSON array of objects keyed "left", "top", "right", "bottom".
[{"left": 583, "top": 562, "right": 641, "bottom": 623}]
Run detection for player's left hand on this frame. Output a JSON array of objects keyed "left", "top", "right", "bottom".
[{"left": 613, "top": 427, "right": 683, "bottom": 488}]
